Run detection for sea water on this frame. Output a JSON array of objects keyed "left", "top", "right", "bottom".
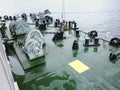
[
  {"left": 1, "top": 0, "right": 120, "bottom": 39},
  {"left": 52, "top": 11, "right": 120, "bottom": 39},
  {"left": 51, "top": 0, "right": 120, "bottom": 39}
]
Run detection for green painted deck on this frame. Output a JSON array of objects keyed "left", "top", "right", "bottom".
[{"left": 7, "top": 26, "right": 120, "bottom": 90}]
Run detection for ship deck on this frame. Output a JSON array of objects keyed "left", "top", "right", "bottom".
[{"left": 6, "top": 22, "right": 120, "bottom": 90}]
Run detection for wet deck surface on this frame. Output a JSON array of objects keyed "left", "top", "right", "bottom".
[{"left": 7, "top": 22, "right": 120, "bottom": 90}]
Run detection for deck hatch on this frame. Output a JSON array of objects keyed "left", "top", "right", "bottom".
[{"left": 69, "top": 60, "right": 90, "bottom": 73}]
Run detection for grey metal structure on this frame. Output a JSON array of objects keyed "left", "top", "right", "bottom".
[
  {"left": 24, "top": 29, "right": 45, "bottom": 60},
  {"left": 0, "top": 37, "right": 19, "bottom": 90}
]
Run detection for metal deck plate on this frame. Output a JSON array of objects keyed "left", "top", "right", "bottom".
[
  {"left": 6, "top": 22, "right": 120, "bottom": 90},
  {"left": 69, "top": 60, "right": 90, "bottom": 74}
]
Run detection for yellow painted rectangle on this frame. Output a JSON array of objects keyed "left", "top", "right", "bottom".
[{"left": 69, "top": 60, "right": 90, "bottom": 74}]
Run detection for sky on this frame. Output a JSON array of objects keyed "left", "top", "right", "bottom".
[{"left": 0, "top": 0, "right": 120, "bottom": 16}]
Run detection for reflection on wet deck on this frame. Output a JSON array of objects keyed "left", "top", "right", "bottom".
[{"left": 8, "top": 26, "right": 120, "bottom": 90}]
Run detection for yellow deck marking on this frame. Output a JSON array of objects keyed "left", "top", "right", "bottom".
[{"left": 69, "top": 60, "right": 90, "bottom": 74}]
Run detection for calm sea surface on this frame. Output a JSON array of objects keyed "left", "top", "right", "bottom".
[
  {"left": 1, "top": 0, "right": 120, "bottom": 38},
  {"left": 51, "top": 0, "right": 120, "bottom": 38},
  {"left": 52, "top": 11, "right": 120, "bottom": 38}
]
